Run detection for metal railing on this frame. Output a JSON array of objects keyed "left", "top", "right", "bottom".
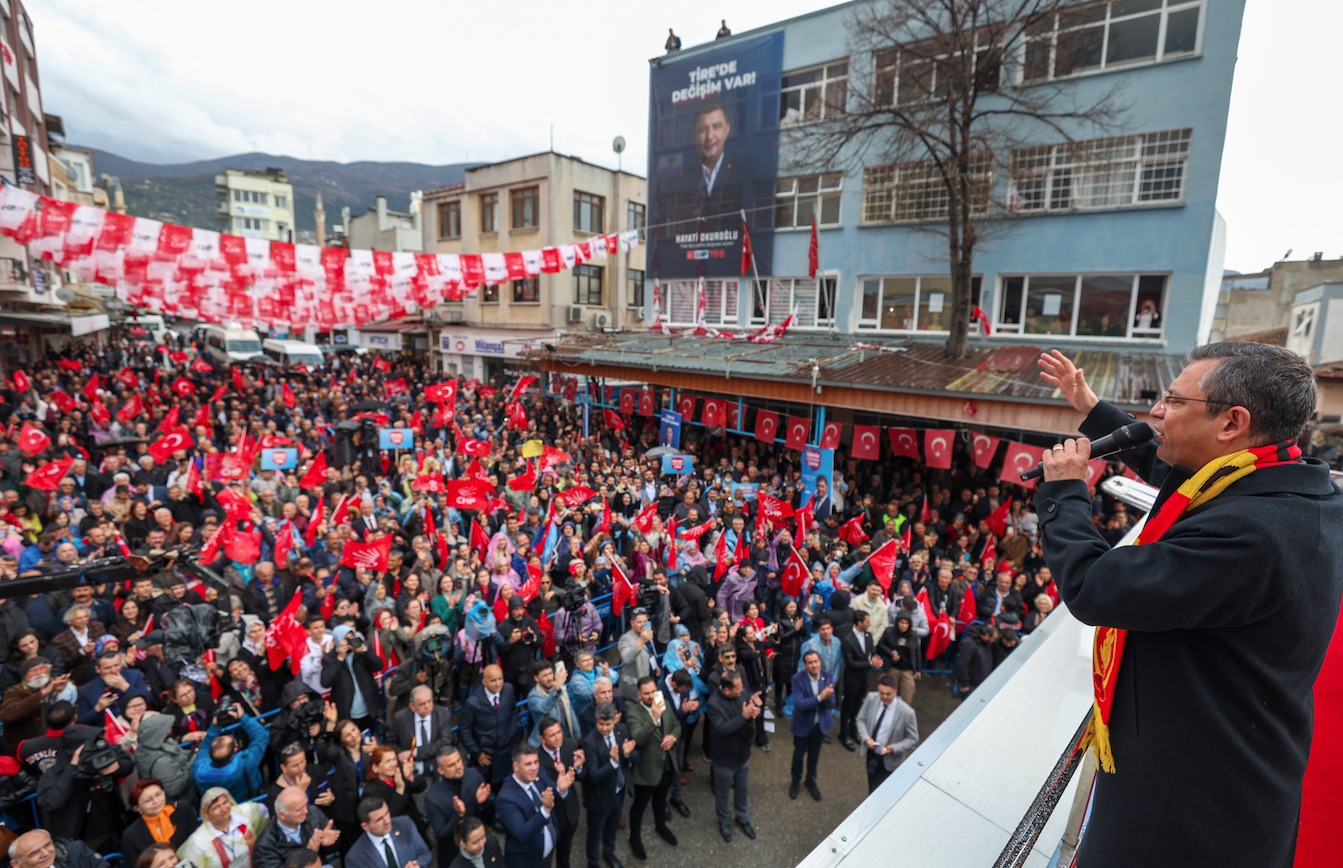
[{"left": 992, "top": 712, "right": 1092, "bottom": 868}]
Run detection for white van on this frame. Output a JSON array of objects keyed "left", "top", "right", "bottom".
[
  {"left": 262, "top": 338, "right": 326, "bottom": 368},
  {"left": 202, "top": 325, "right": 264, "bottom": 364},
  {"left": 126, "top": 315, "right": 169, "bottom": 344}
]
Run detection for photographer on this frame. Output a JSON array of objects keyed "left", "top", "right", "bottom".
[
  {"left": 191, "top": 699, "right": 270, "bottom": 802},
  {"left": 319, "top": 625, "right": 381, "bottom": 731},
  {"left": 35, "top": 723, "right": 133, "bottom": 852},
  {"left": 269, "top": 680, "right": 328, "bottom": 754},
  {"left": 551, "top": 585, "right": 602, "bottom": 665}
]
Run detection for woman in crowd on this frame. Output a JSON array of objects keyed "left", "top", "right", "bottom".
[
  {"left": 362, "top": 744, "right": 429, "bottom": 841},
  {"left": 176, "top": 787, "right": 269, "bottom": 868},
  {"left": 121, "top": 778, "right": 198, "bottom": 868}
]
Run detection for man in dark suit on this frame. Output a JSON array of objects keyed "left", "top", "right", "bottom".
[
  {"left": 425, "top": 746, "right": 491, "bottom": 867},
  {"left": 659, "top": 670, "right": 698, "bottom": 818},
  {"left": 496, "top": 742, "right": 576, "bottom": 868},
  {"left": 348, "top": 796, "right": 431, "bottom": 868},
  {"left": 387, "top": 684, "right": 454, "bottom": 776},
  {"left": 577, "top": 678, "right": 626, "bottom": 735},
  {"left": 838, "top": 610, "right": 882, "bottom": 751},
  {"left": 459, "top": 664, "right": 518, "bottom": 790},
  {"left": 1036, "top": 345, "right": 1343, "bottom": 868},
  {"left": 578, "top": 702, "right": 635, "bottom": 868},
  {"left": 74, "top": 649, "right": 150, "bottom": 725},
  {"left": 789, "top": 650, "right": 837, "bottom": 801},
  {"left": 536, "top": 716, "right": 583, "bottom": 868},
  {"left": 353, "top": 502, "right": 380, "bottom": 540}
]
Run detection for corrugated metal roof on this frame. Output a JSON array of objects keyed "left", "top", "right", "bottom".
[{"left": 539, "top": 332, "right": 1177, "bottom": 408}]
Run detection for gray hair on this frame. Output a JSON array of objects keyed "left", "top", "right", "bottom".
[
  {"left": 594, "top": 676, "right": 612, "bottom": 690},
  {"left": 1186, "top": 342, "right": 1318, "bottom": 444},
  {"left": 575, "top": 651, "right": 594, "bottom": 667},
  {"left": 411, "top": 684, "right": 434, "bottom": 703},
  {"left": 113, "top": 472, "right": 130, "bottom": 483},
  {"left": 595, "top": 702, "right": 617, "bottom": 722},
  {"left": 63, "top": 604, "right": 90, "bottom": 625}
]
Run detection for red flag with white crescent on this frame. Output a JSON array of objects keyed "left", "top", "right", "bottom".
[
  {"left": 851, "top": 424, "right": 880, "bottom": 460},
  {"left": 865, "top": 538, "right": 900, "bottom": 592},
  {"left": 781, "top": 546, "right": 810, "bottom": 598},
  {"left": 304, "top": 499, "right": 325, "bottom": 548},
  {"left": 281, "top": 382, "right": 296, "bottom": 409},
  {"left": 784, "top": 415, "right": 810, "bottom": 450},
  {"left": 888, "top": 427, "right": 921, "bottom": 460},
  {"left": 838, "top": 515, "right": 868, "bottom": 546},
  {"left": 972, "top": 433, "right": 1001, "bottom": 469},
  {"left": 923, "top": 429, "right": 956, "bottom": 469},
  {"left": 299, "top": 451, "right": 328, "bottom": 489},
  {"left": 16, "top": 422, "right": 50, "bottom": 456},
  {"left": 817, "top": 420, "right": 842, "bottom": 450},
  {"left": 712, "top": 527, "right": 730, "bottom": 581},
  {"left": 25, "top": 457, "right": 74, "bottom": 490},
  {"left": 612, "top": 561, "right": 636, "bottom": 616},
  {"left": 1000, "top": 442, "right": 1047, "bottom": 490}
]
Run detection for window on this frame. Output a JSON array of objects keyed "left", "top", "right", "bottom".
[
  {"left": 276, "top": 222, "right": 289, "bottom": 240},
  {"left": 438, "top": 201, "right": 461, "bottom": 238},
  {"left": 660, "top": 280, "right": 740, "bottom": 325},
  {"left": 574, "top": 192, "right": 605, "bottom": 234},
  {"left": 512, "top": 278, "right": 539, "bottom": 303},
  {"left": 873, "top": 30, "right": 1000, "bottom": 107},
  {"left": 273, "top": 195, "right": 288, "bottom": 210},
  {"left": 480, "top": 193, "right": 498, "bottom": 233},
  {"left": 628, "top": 269, "right": 645, "bottom": 307},
  {"left": 996, "top": 273, "right": 1167, "bottom": 338},
  {"left": 780, "top": 61, "right": 848, "bottom": 125},
  {"left": 751, "top": 278, "right": 835, "bottom": 328},
  {"left": 573, "top": 264, "right": 603, "bottom": 305},
  {"left": 1294, "top": 308, "right": 1315, "bottom": 339},
  {"left": 857, "top": 276, "right": 983, "bottom": 332},
  {"left": 775, "top": 174, "right": 843, "bottom": 229},
  {"left": 511, "top": 186, "right": 539, "bottom": 229},
  {"left": 482, "top": 284, "right": 499, "bottom": 303},
  {"left": 1022, "top": 0, "right": 1204, "bottom": 83},
  {"left": 1010, "top": 128, "right": 1192, "bottom": 212},
  {"left": 234, "top": 190, "right": 267, "bottom": 205},
  {"left": 232, "top": 190, "right": 242, "bottom": 202},
  {"left": 862, "top": 155, "right": 991, "bottom": 223},
  {"left": 627, "top": 202, "right": 646, "bottom": 242}
]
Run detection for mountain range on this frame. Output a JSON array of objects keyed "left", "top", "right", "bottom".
[{"left": 74, "top": 148, "right": 481, "bottom": 236}]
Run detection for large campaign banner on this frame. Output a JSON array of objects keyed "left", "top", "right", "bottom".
[{"left": 648, "top": 32, "right": 783, "bottom": 279}]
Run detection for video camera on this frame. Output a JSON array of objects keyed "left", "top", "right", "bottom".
[
  {"left": 213, "top": 695, "right": 242, "bottom": 728},
  {"left": 63, "top": 725, "right": 131, "bottom": 794},
  {"left": 287, "top": 698, "right": 326, "bottom": 733}
]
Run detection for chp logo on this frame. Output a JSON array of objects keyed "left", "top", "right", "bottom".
[
  {"left": 385, "top": 430, "right": 410, "bottom": 448},
  {"left": 270, "top": 451, "right": 288, "bottom": 466},
  {"left": 804, "top": 447, "right": 823, "bottom": 471},
  {"left": 668, "top": 457, "right": 687, "bottom": 472}
]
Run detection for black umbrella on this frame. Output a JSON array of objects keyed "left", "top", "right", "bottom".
[
  {"left": 97, "top": 436, "right": 147, "bottom": 447},
  {"left": 353, "top": 399, "right": 392, "bottom": 412}
]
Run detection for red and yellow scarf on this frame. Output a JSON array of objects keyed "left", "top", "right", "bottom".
[{"left": 1083, "top": 441, "right": 1302, "bottom": 773}]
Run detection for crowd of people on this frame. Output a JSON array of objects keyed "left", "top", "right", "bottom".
[{"left": 0, "top": 322, "right": 1140, "bottom": 868}]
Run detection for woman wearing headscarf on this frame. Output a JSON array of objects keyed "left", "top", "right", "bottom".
[
  {"left": 175, "top": 786, "right": 269, "bottom": 868},
  {"left": 663, "top": 624, "right": 707, "bottom": 697}
]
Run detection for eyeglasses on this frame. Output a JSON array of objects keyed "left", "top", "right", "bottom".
[{"left": 1156, "top": 391, "right": 1233, "bottom": 410}]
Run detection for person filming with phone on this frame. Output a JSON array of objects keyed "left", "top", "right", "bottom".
[{"left": 1036, "top": 344, "right": 1343, "bottom": 868}]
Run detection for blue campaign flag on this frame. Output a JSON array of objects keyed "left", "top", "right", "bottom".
[
  {"left": 379, "top": 428, "right": 415, "bottom": 450},
  {"left": 260, "top": 448, "right": 298, "bottom": 470},
  {"left": 661, "top": 454, "right": 694, "bottom": 475}
]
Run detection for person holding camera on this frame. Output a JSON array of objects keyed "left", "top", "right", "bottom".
[
  {"left": 191, "top": 699, "right": 271, "bottom": 802},
  {"left": 35, "top": 722, "right": 134, "bottom": 852},
  {"left": 319, "top": 625, "right": 381, "bottom": 732},
  {"left": 269, "top": 681, "right": 328, "bottom": 754}
]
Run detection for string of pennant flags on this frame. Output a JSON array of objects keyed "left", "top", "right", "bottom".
[{"left": 0, "top": 182, "right": 643, "bottom": 331}]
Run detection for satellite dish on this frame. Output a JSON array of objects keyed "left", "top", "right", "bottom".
[
  {"left": 55, "top": 287, "right": 76, "bottom": 303},
  {"left": 612, "top": 136, "right": 626, "bottom": 154}
]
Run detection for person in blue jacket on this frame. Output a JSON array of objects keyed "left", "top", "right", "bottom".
[{"left": 191, "top": 700, "right": 270, "bottom": 802}]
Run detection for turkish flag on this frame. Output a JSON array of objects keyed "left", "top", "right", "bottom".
[
  {"left": 186, "top": 459, "right": 204, "bottom": 500},
  {"left": 342, "top": 534, "right": 393, "bottom": 572},
  {"left": 980, "top": 535, "right": 997, "bottom": 570},
  {"left": 924, "top": 429, "right": 956, "bottom": 469},
  {"left": 260, "top": 435, "right": 293, "bottom": 448},
  {"left": 168, "top": 351, "right": 188, "bottom": 365},
  {"left": 556, "top": 486, "right": 596, "bottom": 507},
  {"left": 852, "top": 424, "right": 880, "bottom": 460},
  {"left": 619, "top": 390, "right": 635, "bottom": 415},
  {"left": 470, "top": 520, "right": 491, "bottom": 558},
  {"left": 191, "top": 358, "right": 213, "bottom": 373},
  {"left": 16, "top": 422, "right": 50, "bottom": 456},
  {"left": 156, "top": 406, "right": 181, "bottom": 434},
  {"left": 795, "top": 495, "right": 814, "bottom": 540},
  {"left": 986, "top": 497, "right": 1013, "bottom": 537},
  {"left": 25, "top": 456, "right": 74, "bottom": 490},
  {"left": 972, "top": 433, "right": 1001, "bottom": 469},
  {"left": 866, "top": 538, "right": 900, "bottom": 591},
  {"left": 82, "top": 374, "right": 100, "bottom": 402},
  {"left": 784, "top": 415, "right": 810, "bottom": 450},
  {"left": 446, "top": 479, "right": 489, "bottom": 510},
  {"left": 415, "top": 474, "right": 447, "bottom": 494},
  {"left": 265, "top": 593, "right": 310, "bottom": 674},
  {"left": 299, "top": 451, "right": 327, "bottom": 489},
  {"left": 603, "top": 408, "right": 625, "bottom": 431},
  {"left": 726, "top": 401, "right": 741, "bottom": 431},
  {"left": 508, "top": 460, "right": 537, "bottom": 491},
  {"left": 148, "top": 428, "right": 194, "bottom": 464},
  {"left": 888, "top": 427, "right": 921, "bottom": 460},
  {"left": 90, "top": 401, "right": 111, "bottom": 427},
  {"left": 372, "top": 357, "right": 392, "bottom": 373},
  {"left": 56, "top": 359, "right": 81, "bottom": 372},
  {"left": 281, "top": 382, "right": 296, "bottom": 409},
  {"left": 612, "top": 562, "right": 636, "bottom": 616},
  {"left": 701, "top": 398, "right": 725, "bottom": 429},
  {"left": 677, "top": 394, "right": 696, "bottom": 419},
  {"left": 817, "top": 420, "right": 843, "bottom": 450},
  {"left": 637, "top": 390, "right": 654, "bottom": 416},
  {"left": 457, "top": 438, "right": 492, "bottom": 457},
  {"left": 425, "top": 382, "right": 456, "bottom": 402},
  {"left": 633, "top": 502, "right": 660, "bottom": 534},
  {"left": 47, "top": 390, "right": 76, "bottom": 413},
  {"left": 509, "top": 376, "right": 537, "bottom": 400},
  {"left": 838, "top": 516, "right": 868, "bottom": 546},
  {"left": 957, "top": 586, "right": 978, "bottom": 634},
  {"left": 11, "top": 370, "right": 30, "bottom": 392},
  {"left": 921, "top": 590, "right": 955, "bottom": 659},
  {"left": 754, "top": 409, "right": 779, "bottom": 443},
  {"left": 231, "top": 368, "right": 247, "bottom": 393},
  {"left": 1000, "top": 442, "right": 1047, "bottom": 490},
  {"left": 384, "top": 378, "right": 409, "bottom": 396},
  {"left": 117, "top": 368, "right": 138, "bottom": 388},
  {"left": 215, "top": 485, "right": 253, "bottom": 522},
  {"left": 117, "top": 395, "right": 145, "bottom": 424},
  {"left": 1085, "top": 458, "right": 1109, "bottom": 491},
  {"left": 712, "top": 526, "right": 730, "bottom": 581},
  {"left": 169, "top": 377, "right": 194, "bottom": 398},
  {"left": 304, "top": 499, "right": 324, "bottom": 548},
  {"left": 780, "top": 546, "right": 810, "bottom": 598}
]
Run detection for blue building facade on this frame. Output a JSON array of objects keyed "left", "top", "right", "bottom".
[{"left": 645, "top": 0, "right": 1244, "bottom": 357}]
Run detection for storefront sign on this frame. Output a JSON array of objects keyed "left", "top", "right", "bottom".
[
  {"left": 360, "top": 331, "right": 403, "bottom": 351},
  {"left": 70, "top": 314, "right": 110, "bottom": 336},
  {"left": 11, "top": 135, "right": 35, "bottom": 185}
]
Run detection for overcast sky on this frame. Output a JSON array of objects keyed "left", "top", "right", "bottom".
[{"left": 35, "top": 0, "right": 1341, "bottom": 273}]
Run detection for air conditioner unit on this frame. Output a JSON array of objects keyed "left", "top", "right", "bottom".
[
  {"left": 589, "top": 311, "right": 610, "bottom": 330},
  {"left": 566, "top": 306, "right": 586, "bottom": 323}
]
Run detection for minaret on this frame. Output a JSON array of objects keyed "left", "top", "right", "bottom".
[{"left": 314, "top": 192, "right": 326, "bottom": 247}]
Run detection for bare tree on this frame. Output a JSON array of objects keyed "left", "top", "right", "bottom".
[{"left": 785, "top": 0, "right": 1127, "bottom": 358}]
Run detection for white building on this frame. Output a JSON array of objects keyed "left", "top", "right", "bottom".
[{"left": 215, "top": 168, "right": 296, "bottom": 242}]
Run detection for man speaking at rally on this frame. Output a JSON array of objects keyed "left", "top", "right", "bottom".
[{"left": 1035, "top": 344, "right": 1343, "bottom": 868}]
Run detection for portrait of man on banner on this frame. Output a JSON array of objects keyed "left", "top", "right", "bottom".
[{"left": 659, "top": 409, "right": 683, "bottom": 450}]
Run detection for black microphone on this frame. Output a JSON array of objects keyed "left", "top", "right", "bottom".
[{"left": 1020, "top": 422, "right": 1154, "bottom": 482}]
